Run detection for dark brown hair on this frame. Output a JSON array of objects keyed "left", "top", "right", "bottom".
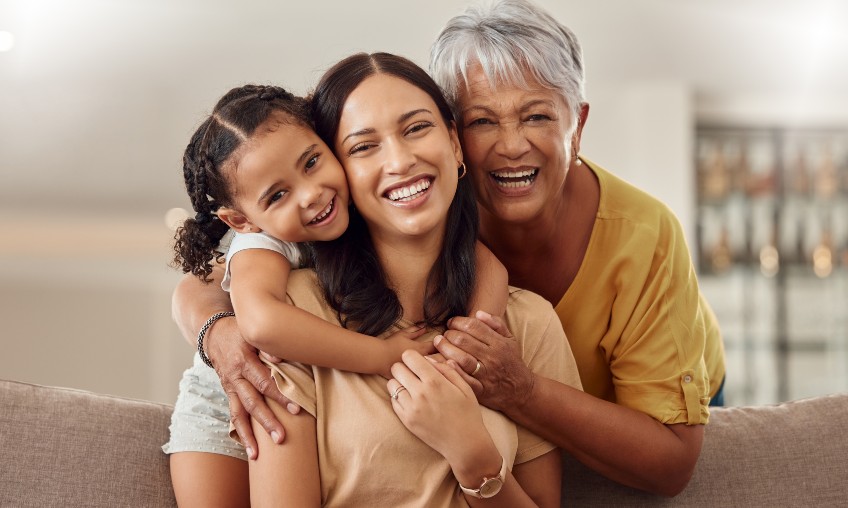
[
  {"left": 173, "top": 85, "right": 310, "bottom": 281},
  {"left": 310, "top": 52, "right": 479, "bottom": 335}
]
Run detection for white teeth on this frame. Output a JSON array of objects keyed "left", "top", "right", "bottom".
[
  {"left": 309, "top": 199, "right": 333, "bottom": 224},
  {"left": 492, "top": 169, "right": 537, "bottom": 178},
  {"left": 387, "top": 179, "right": 431, "bottom": 202},
  {"left": 491, "top": 168, "right": 538, "bottom": 188}
]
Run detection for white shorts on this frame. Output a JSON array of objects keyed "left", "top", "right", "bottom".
[{"left": 161, "top": 353, "right": 246, "bottom": 460}]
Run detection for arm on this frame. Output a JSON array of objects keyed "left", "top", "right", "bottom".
[
  {"left": 389, "top": 351, "right": 560, "bottom": 507},
  {"left": 171, "top": 263, "right": 294, "bottom": 459},
  {"left": 436, "top": 313, "right": 703, "bottom": 496},
  {"left": 229, "top": 249, "right": 432, "bottom": 378},
  {"left": 248, "top": 398, "right": 320, "bottom": 507},
  {"left": 469, "top": 241, "right": 508, "bottom": 318}
]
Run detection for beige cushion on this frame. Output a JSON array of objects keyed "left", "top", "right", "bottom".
[
  {"left": 2, "top": 378, "right": 846, "bottom": 507},
  {"left": 562, "top": 393, "right": 848, "bottom": 506},
  {"left": 0, "top": 379, "right": 177, "bottom": 507}
]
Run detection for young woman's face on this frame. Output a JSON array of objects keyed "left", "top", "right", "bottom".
[
  {"left": 334, "top": 74, "right": 462, "bottom": 243},
  {"left": 457, "top": 64, "right": 578, "bottom": 226},
  {"left": 222, "top": 115, "right": 350, "bottom": 243}
]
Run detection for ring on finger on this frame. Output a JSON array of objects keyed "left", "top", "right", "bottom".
[
  {"left": 471, "top": 360, "right": 482, "bottom": 377},
  {"left": 391, "top": 385, "right": 407, "bottom": 400}
]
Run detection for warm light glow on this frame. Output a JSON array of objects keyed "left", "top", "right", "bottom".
[
  {"left": 759, "top": 245, "right": 779, "bottom": 278},
  {"left": 164, "top": 207, "right": 190, "bottom": 231},
  {"left": 812, "top": 245, "right": 832, "bottom": 278},
  {"left": 0, "top": 31, "right": 14, "bottom": 52}
]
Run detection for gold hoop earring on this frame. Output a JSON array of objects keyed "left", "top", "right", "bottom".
[{"left": 458, "top": 162, "right": 467, "bottom": 179}]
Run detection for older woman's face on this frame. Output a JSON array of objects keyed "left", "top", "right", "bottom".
[{"left": 457, "top": 65, "right": 577, "bottom": 225}]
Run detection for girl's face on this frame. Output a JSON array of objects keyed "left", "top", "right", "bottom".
[
  {"left": 218, "top": 115, "right": 350, "bottom": 243},
  {"left": 334, "top": 74, "right": 462, "bottom": 244}
]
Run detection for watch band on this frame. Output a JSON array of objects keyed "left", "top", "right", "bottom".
[{"left": 459, "top": 455, "right": 508, "bottom": 499}]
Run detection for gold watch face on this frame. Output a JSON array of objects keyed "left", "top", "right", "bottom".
[{"left": 479, "top": 477, "right": 504, "bottom": 498}]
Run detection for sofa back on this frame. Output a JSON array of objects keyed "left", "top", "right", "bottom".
[
  {"left": 2, "top": 379, "right": 846, "bottom": 507},
  {"left": 1, "top": 379, "right": 176, "bottom": 507}
]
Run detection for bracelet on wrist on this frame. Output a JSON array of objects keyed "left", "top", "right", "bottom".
[{"left": 197, "top": 311, "right": 235, "bottom": 369}]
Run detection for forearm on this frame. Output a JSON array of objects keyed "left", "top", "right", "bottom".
[
  {"left": 507, "top": 375, "right": 702, "bottom": 496},
  {"left": 238, "top": 299, "right": 388, "bottom": 374},
  {"left": 172, "top": 264, "right": 234, "bottom": 347}
]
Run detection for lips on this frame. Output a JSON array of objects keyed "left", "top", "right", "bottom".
[
  {"left": 490, "top": 168, "right": 538, "bottom": 188},
  {"left": 308, "top": 196, "right": 335, "bottom": 225},
  {"left": 384, "top": 176, "right": 433, "bottom": 202}
]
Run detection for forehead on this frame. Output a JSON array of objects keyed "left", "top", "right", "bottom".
[
  {"left": 459, "top": 64, "right": 565, "bottom": 109},
  {"left": 340, "top": 74, "right": 437, "bottom": 124}
]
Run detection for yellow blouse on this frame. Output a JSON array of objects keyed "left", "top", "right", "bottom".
[{"left": 556, "top": 159, "right": 725, "bottom": 425}]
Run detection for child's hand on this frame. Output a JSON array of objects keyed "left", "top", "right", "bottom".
[{"left": 378, "top": 325, "right": 433, "bottom": 378}]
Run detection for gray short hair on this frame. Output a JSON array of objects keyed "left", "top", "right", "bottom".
[{"left": 430, "top": 0, "right": 585, "bottom": 120}]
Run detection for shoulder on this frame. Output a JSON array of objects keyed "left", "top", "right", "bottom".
[
  {"left": 227, "top": 231, "right": 302, "bottom": 266},
  {"left": 585, "top": 158, "right": 686, "bottom": 248},
  {"left": 503, "top": 288, "right": 563, "bottom": 353},
  {"left": 285, "top": 270, "right": 338, "bottom": 323}
]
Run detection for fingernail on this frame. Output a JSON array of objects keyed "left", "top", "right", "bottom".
[
  {"left": 246, "top": 447, "right": 255, "bottom": 460},
  {"left": 477, "top": 310, "right": 491, "bottom": 319},
  {"left": 434, "top": 335, "right": 442, "bottom": 346},
  {"left": 271, "top": 431, "right": 281, "bottom": 443},
  {"left": 287, "top": 403, "right": 299, "bottom": 414},
  {"left": 425, "top": 355, "right": 438, "bottom": 363}
]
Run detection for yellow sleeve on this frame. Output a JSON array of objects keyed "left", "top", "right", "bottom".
[{"left": 610, "top": 211, "right": 711, "bottom": 425}]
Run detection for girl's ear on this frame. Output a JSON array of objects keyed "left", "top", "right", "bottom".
[{"left": 216, "top": 207, "right": 260, "bottom": 233}]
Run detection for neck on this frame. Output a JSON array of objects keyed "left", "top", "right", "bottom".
[
  {"left": 479, "top": 163, "right": 599, "bottom": 304},
  {"left": 370, "top": 228, "right": 444, "bottom": 324}
]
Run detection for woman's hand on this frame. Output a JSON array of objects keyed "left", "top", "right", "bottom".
[
  {"left": 387, "top": 350, "right": 494, "bottom": 466},
  {"left": 434, "top": 310, "right": 535, "bottom": 414},
  {"left": 204, "top": 316, "right": 301, "bottom": 460}
]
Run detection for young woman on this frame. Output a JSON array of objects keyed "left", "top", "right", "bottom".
[{"left": 245, "top": 52, "right": 579, "bottom": 507}]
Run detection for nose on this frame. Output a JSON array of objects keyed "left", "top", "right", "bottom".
[
  {"left": 495, "top": 121, "right": 531, "bottom": 160},
  {"left": 383, "top": 138, "right": 416, "bottom": 175},
  {"left": 298, "top": 181, "right": 323, "bottom": 209}
]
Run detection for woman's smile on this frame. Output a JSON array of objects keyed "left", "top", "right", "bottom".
[
  {"left": 384, "top": 175, "right": 434, "bottom": 206},
  {"left": 488, "top": 166, "right": 539, "bottom": 194}
]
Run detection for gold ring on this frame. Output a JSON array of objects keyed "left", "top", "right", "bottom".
[
  {"left": 471, "top": 360, "right": 482, "bottom": 377},
  {"left": 391, "top": 385, "right": 407, "bottom": 400}
]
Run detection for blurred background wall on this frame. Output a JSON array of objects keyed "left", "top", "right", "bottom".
[{"left": 1, "top": 0, "right": 846, "bottom": 405}]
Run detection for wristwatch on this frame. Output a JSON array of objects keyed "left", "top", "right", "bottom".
[{"left": 459, "top": 456, "right": 508, "bottom": 499}]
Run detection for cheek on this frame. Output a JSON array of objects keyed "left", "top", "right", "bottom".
[{"left": 459, "top": 132, "right": 487, "bottom": 165}]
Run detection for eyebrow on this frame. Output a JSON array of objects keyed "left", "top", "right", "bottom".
[
  {"left": 255, "top": 144, "right": 317, "bottom": 205},
  {"left": 340, "top": 109, "right": 433, "bottom": 145}
]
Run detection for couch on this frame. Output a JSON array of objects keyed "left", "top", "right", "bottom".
[{"left": 1, "top": 378, "right": 846, "bottom": 507}]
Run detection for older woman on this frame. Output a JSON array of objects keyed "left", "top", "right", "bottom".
[{"left": 427, "top": 0, "right": 725, "bottom": 497}]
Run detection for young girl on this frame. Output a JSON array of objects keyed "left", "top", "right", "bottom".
[{"left": 165, "top": 84, "right": 508, "bottom": 506}]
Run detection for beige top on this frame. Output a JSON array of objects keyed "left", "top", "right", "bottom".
[{"left": 267, "top": 270, "right": 582, "bottom": 507}]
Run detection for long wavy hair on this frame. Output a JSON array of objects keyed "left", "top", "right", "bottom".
[{"left": 310, "top": 52, "right": 479, "bottom": 335}]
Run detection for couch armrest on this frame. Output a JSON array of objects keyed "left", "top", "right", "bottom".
[
  {"left": 0, "top": 379, "right": 177, "bottom": 507},
  {"left": 562, "top": 393, "right": 848, "bottom": 507}
]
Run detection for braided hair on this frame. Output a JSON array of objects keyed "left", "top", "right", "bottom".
[{"left": 173, "top": 85, "right": 310, "bottom": 281}]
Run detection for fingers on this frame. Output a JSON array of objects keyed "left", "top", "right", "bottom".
[
  {"left": 414, "top": 339, "right": 437, "bottom": 357},
  {"left": 431, "top": 360, "right": 476, "bottom": 398},
  {"left": 258, "top": 350, "right": 283, "bottom": 363},
  {"left": 474, "top": 310, "right": 513, "bottom": 338},
  {"left": 433, "top": 334, "right": 481, "bottom": 376},
  {"left": 227, "top": 394, "right": 257, "bottom": 460},
  {"left": 243, "top": 353, "right": 299, "bottom": 414},
  {"left": 444, "top": 359, "right": 484, "bottom": 397}
]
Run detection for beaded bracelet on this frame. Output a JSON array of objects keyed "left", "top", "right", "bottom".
[{"left": 197, "top": 311, "right": 235, "bottom": 369}]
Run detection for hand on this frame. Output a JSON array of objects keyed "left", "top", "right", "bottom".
[
  {"left": 387, "top": 350, "right": 493, "bottom": 465},
  {"left": 205, "top": 316, "right": 301, "bottom": 460},
  {"left": 434, "top": 310, "right": 535, "bottom": 414},
  {"left": 378, "top": 325, "right": 433, "bottom": 378}
]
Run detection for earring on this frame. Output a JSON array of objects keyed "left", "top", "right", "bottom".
[
  {"left": 458, "top": 162, "right": 467, "bottom": 179},
  {"left": 574, "top": 151, "right": 582, "bottom": 166}
]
